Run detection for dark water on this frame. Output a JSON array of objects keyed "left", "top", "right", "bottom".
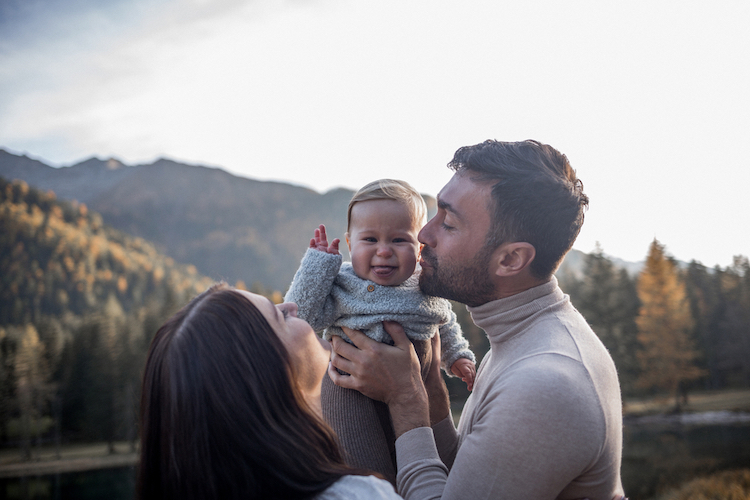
[
  {"left": 1, "top": 466, "right": 136, "bottom": 500},
  {"left": 622, "top": 417, "right": 750, "bottom": 499},
  {"left": 3, "top": 418, "right": 750, "bottom": 499}
]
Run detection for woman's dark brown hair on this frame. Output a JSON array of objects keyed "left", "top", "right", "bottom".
[{"left": 137, "top": 283, "right": 354, "bottom": 500}]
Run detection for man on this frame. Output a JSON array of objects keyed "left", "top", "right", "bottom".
[{"left": 329, "top": 140, "right": 625, "bottom": 499}]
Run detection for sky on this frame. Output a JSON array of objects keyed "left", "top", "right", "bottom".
[{"left": 1, "top": 0, "right": 748, "bottom": 268}]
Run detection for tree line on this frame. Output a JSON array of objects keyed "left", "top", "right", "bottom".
[
  {"left": 560, "top": 241, "right": 750, "bottom": 406},
  {"left": 1, "top": 176, "right": 749, "bottom": 459}
]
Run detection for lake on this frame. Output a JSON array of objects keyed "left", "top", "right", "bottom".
[{"left": 3, "top": 414, "right": 750, "bottom": 499}]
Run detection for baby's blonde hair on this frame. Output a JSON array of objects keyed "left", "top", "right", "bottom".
[{"left": 347, "top": 179, "right": 427, "bottom": 232}]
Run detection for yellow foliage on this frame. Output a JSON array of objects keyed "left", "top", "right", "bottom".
[
  {"left": 656, "top": 469, "right": 750, "bottom": 500},
  {"left": 117, "top": 275, "right": 128, "bottom": 293},
  {"left": 636, "top": 239, "right": 704, "bottom": 397}
]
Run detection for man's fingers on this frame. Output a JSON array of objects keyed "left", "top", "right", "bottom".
[
  {"left": 383, "top": 321, "right": 411, "bottom": 349},
  {"left": 330, "top": 334, "right": 365, "bottom": 376},
  {"left": 328, "top": 362, "right": 356, "bottom": 390},
  {"left": 341, "top": 326, "right": 379, "bottom": 350}
]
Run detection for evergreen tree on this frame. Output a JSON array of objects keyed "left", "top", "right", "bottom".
[
  {"left": 636, "top": 239, "right": 704, "bottom": 408},
  {"left": 573, "top": 245, "right": 641, "bottom": 395}
]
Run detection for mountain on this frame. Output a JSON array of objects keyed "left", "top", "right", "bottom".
[
  {"left": 1, "top": 149, "right": 360, "bottom": 291},
  {"left": 0, "top": 148, "right": 619, "bottom": 291}
]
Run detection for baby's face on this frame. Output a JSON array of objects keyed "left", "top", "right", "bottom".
[{"left": 346, "top": 199, "right": 421, "bottom": 287}]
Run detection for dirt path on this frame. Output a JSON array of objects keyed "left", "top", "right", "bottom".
[
  {"left": 0, "top": 442, "right": 137, "bottom": 478},
  {"left": 0, "top": 453, "right": 137, "bottom": 478}
]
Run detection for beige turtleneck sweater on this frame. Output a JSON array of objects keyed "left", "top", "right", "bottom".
[{"left": 395, "top": 277, "right": 624, "bottom": 500}]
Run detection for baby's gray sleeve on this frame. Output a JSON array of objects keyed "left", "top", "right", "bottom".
[
  {"left": 438, "top": 307, "right": 476, "bottom": 374},
  {"left": 284, "top": 249, "right": 342, "bottom": 333}
]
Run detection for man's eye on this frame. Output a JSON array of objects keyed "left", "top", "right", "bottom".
[{"left": 441, "top": 223, "right": 454, "bottom": 231}]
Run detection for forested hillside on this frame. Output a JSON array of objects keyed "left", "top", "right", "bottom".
[{"left": 0, "top": 177, "right": 215, "bottom": 455}]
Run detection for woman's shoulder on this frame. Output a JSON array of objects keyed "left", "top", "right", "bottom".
[{"left": 314, "top": 474, "right": 401, "bottom": 499}]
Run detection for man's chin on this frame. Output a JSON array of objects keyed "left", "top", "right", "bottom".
[{"left": 418, "top": 270, "right": 439, "bottom": 296}]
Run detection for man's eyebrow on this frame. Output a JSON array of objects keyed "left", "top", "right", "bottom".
[{"left": 438, "top": 199, "right": 462, "bottom": 220}]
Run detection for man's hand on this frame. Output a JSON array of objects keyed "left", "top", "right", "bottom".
[
  {"left": 426, "top": 333, "right": 451, "bottom": 426},
  {"left": 310, "top": 224, "right": 340, "bottom": 255},
  {"left": 328, "top": 321, "right": 429, "bottom": 437}
]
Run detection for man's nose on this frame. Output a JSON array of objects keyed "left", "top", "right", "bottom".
[{"left": 418, "top": 218, "right": 436, "bottom": 247}]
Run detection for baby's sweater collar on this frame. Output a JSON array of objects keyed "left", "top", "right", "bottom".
[{"left": 467, "top": 276, "right": 564, "bottom": 344}]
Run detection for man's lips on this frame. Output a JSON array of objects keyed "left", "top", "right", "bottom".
[{"left": 419, "top": 255, "right": 435, "bottom": 269}]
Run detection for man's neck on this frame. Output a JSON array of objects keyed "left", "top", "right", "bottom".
[{"left": 492, "top": 276, "right": 551, "bottom": 301}]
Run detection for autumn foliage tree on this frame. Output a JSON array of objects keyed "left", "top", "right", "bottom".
[{"left": 636, "top": 239, "right": 704, "bottom": 408}]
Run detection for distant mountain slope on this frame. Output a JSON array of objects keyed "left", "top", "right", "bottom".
[
  {"left": 1, "top": 150, "right": 357, "bottom": 290},
  {"left": 0, "top": 148, "right": 617, "bottom": 291},
  {"left": 0, "top": 176, "right": 213, "bottom": 324}
]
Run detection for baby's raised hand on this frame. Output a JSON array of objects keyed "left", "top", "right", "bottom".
[
  {"left": 310, "top": 224, "right": 340, "bottom": 255},
  {"left": 451, "top": 358, "right": 476, "bottom": 392}
]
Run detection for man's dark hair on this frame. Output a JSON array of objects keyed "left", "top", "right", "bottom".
[{"left": 448, "top": 139, "right": 589, "bottom": 280}]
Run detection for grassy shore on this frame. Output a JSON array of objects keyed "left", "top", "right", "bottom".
[{"left": 623, "top": 388, "right": 750, "bottom": 416}]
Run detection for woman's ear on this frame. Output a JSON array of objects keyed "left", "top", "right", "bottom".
[{"left": 494, "top": 242, "right": 536, "bottom": 277}]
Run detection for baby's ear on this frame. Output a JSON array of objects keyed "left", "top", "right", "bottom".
[{"left": 345, "top": 233, "right": 352, "bottom": 252}]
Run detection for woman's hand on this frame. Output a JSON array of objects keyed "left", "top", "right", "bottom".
[{"left": 328, "top": 322, "right": 429, "bottom": 437}]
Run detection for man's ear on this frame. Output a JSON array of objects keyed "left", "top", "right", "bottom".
[
  {"left": 494, "top": 242, "right": 536, "bottom": 277},
  {"left": 345, "top": 233, "right": 352, "bottom": 252}
]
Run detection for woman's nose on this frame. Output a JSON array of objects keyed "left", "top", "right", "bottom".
[{"left": 282, "top": 302, "right": 298, "bottom": 317}]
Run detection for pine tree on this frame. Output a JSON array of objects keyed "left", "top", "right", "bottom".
[
  {"left": 636, "top": 239, "right": 704, "bottom": 408},
  {"left": 574, "top": 245, "right": 641, "bottom": 395}
]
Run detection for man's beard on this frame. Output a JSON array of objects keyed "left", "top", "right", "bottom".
[{"left": 419, "top": 244, "right": 496, "bottom": 307}]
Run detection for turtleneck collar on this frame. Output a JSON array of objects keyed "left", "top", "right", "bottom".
[{"left": 467, "top": 276, "right": 566, "bottom": 345}]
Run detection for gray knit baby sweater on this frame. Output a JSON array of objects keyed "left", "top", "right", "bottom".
[{"left": 284, "top": 248, "right": 475, "bottom": 372}]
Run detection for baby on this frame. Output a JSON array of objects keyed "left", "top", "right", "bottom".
[{"left": 284, "top": 179, "right": 476, "bottom": 484}]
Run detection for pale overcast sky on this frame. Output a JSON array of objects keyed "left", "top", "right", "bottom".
[{"left": 1, "top": 0, "right": 748, "bottom": 268}]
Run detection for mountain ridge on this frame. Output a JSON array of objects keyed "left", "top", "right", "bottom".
[{"left": 1, "top": 148, "right": 636, "bottom": 291}]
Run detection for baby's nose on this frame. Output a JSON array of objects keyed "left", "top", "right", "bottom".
[{"left": 376, "top": 244, "right": 393, "bottom": 256}]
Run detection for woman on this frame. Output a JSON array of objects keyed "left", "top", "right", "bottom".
[{"left": 138, "top": 283, "right": 400, "bottom": 499}]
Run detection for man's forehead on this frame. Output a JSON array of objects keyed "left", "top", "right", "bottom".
[{"left": 437, "top": 172, "right": 492, "bottom": 208}]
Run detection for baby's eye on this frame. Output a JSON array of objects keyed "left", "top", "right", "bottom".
[
  {"left": 364, "top": 237, "right": 377, "bottom": 243},
  {"left": 393, "top": 238, "right": 406, "bottom": 243}
]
